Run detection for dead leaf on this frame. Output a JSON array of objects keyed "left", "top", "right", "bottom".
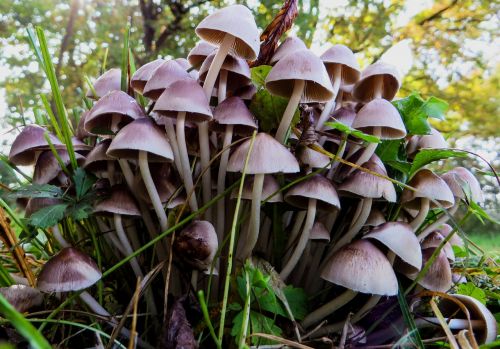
[{"left": 160, "top": 295, "right": 197, "bottom": 349}]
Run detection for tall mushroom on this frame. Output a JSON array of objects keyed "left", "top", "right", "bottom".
[{"left": 227, "top": 133, "right": 299, "bottom": 260}]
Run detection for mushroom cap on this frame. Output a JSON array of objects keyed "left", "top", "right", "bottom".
[
  {"left": 365, "top": 208, "right": 386, "bottom": 227},
  {"left": 107, "top": 118, "right": 173, "bottom": 162},
  {"left": 153, "top": 78, "right": 213, "bottom": 123},
  {"left": 405, "top": 247, "right": 452, "bottom": 292},
  {"left": 310, "top": 221, "right": 330, "bottom": 241},
  {"left": 270, "top": 36, "right": 307, "bottom": 65},
  {"left": 321, "top": 239, "right": 398, "bottom": 295},
  {"left": 441, "top": 167, "right": 484, "bottom": 203},
  {"left": 143, "top": 60, "right": 192, "bottom": 100},
  {"left": 401, "top": 169, "right": 455, "bottom": 209},
  {"left": 195, "top": 4, "right": 260, "bottom": 60},
  {"left": 331, "top": 107, "right": 357, "bottom": 127},
  {"left": 421, "top": 232, "right": 455, "bottom": 262},
  {"left": 438, "top": 224, "right": 464, "bottom": 247},
  {"left": 295, "top": 143, "right": 331, "bottom": 169},
  {"left": 353, "top": 62, "right": 401, "bottom": 102},
  {"left": 320, "top": 44, "right": 360, "bottom": 85},
  {"left": 188, "top": 41, "right": 217, "bottom": 67},
  {"left": 352, "top": 99, "right": 406, "bottom": 139},
  {"left": 363, "top": 222, "right": 422, "bottom": 272},
  {"left": 227, "top": 133, "right": 300, "bottom": 174},
  {"left": 86, "top": 68, "right": 121, "bottom": 100},
  {"left": 94, "top": 185, "right": 140, "bottom": 216},
  {"left": 407, "top": 128, "right": 448, "bottom": 157},
  {"left": 134, "top": 164, "right": 185, "bottom": 208},
  {"left": 198, "top": 53, "right": 251, "bottom": 91},
  {"left": 438, "top": 294, "right": 498, "bottom": 344},
  {"left": 83, "top": 139, "right": 114, "bottom": 174},
  {"left": 71, "top": 137, "right": 93, "bottom": 154},
  {"left": 0, "top": 285, "right": 43, "bottom": 313},
  {"left": 231, "top": 174, "right": 283, "bottom": 202},
  {"left": 131, "top": 58, "right": 165, "bottom": 94},
  {"left": 233, "top": 84, "right": 257, "bottom": 101},
  {"left": 285, "top": 174, "right": 340, "bottom": 211},
  {"left": 174, "top": 220, "right": 219, "bottom": 270},
  {"left": 25, "top": 197, "right": 64, "bottom": 218},
  {"left": 211, "top": 97, "right": 257, "bottom": 135},
  {"left": 37, "top": 247, "right": 102, "bottom": 293},
  {"left": 9, "top": 125, "right": 64, "bottom": 166},
  {"left": 33, "top": 150, "right": 85, "bottom": 185},
  {"left": 76, "top": 111, "right": 92, "bottom": 140},
  {"left": 338, "top": 160, "right": 397, "bottom": 202},
  {"left": 84, "top": 91, "right": 145, "bottom": 135},
  {"left": 265, "top": 49, "right": 334, "bottom": 103}
]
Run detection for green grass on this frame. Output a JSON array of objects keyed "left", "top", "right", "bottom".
[{"left": 469, "top": 232, "right": 500, "bottom": 255}]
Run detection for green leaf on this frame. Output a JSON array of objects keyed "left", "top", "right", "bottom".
[
  {"left": 9, "top": 184, "right": 63, "bottom": 199},
  {"left": 66, "top": 202, "right": 93, "bottom": 221},
  {"left": 250, "top": 89, "right": 298, "bottom": 133},
  {"left": 28, "top": 203, "right": 68, "bottom": 228},
  {"left": 249, "top": 311, "right": 282, "bottom": 345},
  {"left": 325, "top": 121, "right": 380, "bottom": 143},
  {"left": 376, "top": 139, "right": 410, "bottom": 175},
  {"left": 409, "top": 149, "right": 468, "bottom": 178},
  {"left": 0, "top": 293, "right": 52, "bottom": 349},
  {"left": 456, "top": 282, "right": 487, "bottom": 304},
  {"left": 283, "top": 286, "right": 308, "bottom": 320},
  {"left": 469, "top": 200, "right": 500, "bottom": 225},
  {"left": 452, "top": 245, "right": 468, "bottom": 258},
  {"left": 72, "top": 168, "right": 96, "bottom": 200},
  {"left": 422, "top": 96, "right": 448, "bottom": 120},
  {"left": 121, "top": 24, "right": 130, "bottom": 92},
  {"left": 250, "top": 65, "right": 272, "bottom": 90}
]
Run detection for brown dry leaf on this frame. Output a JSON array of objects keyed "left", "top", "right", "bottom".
[
  {"left": 160, "top": 295, "right": 197, "bottom": 349},
  {"left": 251, "top": 0, "right": 298, "bottom": 67}
]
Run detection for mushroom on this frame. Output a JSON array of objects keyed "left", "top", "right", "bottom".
[
  {"left": 352, "top": 62, "right": 401, "bottom": 103},
  {"left": 406, "top": 127, "right": 448, "bottom": 158},
  {"left": 302, "top": 240, "right": 398, "bottom": 328},
  {"left": 83, "top": 139, "right": 115, "bottom": 179},
  {"left": 76, "top": 111, "right": 92, "bottom": 141},
  {"left": 316, "top": 45, "right": 360, "bottom": 131},
  {"left": 142, "top": 60, "right": 191, "bottom": 101},
  {"left": 421, "top": 232, "right": 455, "bottom": 262},
  {"left": 187, "top": 41, "right": 217, "bottom": 68},
  {"left": 131, "top": 58, "right": 164, "bottom": 94},
  {"left": 85, "top": 68, "right": 121, "bottom": 100},
  {"left": 265, "top": 49, "right": 334, "bottom": 143},
  {"left": 401, "top": 169, "right": 455, "bottom": 231},
  {"left": 228, "top": 133, "right": 299, "bottom": 259},
  {"left": 0, "top": 285, "right": 43, "bottom": 313},
  {"left": 154, "top": 78, "right": 214, "bottom": 212},
  {"left": 270, "top": 36, "right": 307, "bottom": 65},
  {"left": 404, "top": 247, "right": 452, "bottom": 292},
  {"left": 33, "top": 149, "right": 84, "bottom": 186},
  {"left": 8, "top": 125, "right": 64, "bottom": 166},
  {"left": 281, "top": 175, "right": 340, "bottom": 280},
  {"left": 210, "top": 96, "right": 257, "bottom": 237}
]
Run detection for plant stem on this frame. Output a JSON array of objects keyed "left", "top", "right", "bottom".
[
  {"left": 275, "top": 79, "right": 305, "bottom": 144},
  {"left": 239, "top": 173, "right": 265, "bottom": 260},
  {"left": 301, "top": 289, "right": 357, "bottom": 328}
]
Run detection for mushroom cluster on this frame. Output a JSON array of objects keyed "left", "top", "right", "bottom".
[{"left": 4, "top": 4, "right": 495, "bottom": 347}]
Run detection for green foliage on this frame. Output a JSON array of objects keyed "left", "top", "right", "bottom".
[
  {"left": 325, "top": 121, "right": 381, "bottom": 143},
  {"left": 28, "top": 203, "right": 68, "bottom": 228},
  {"left": 456, "top": 282, "right": 487, "bottom": 305},
  {"left": 409, "top": 149, "right": 468, "bottom": 178}
]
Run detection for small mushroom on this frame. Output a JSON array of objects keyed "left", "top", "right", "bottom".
[
  {"left": 270, "top": 36, "right": 307, "bottom": 65},
  {"left": 142, "top": 60, "right": 191, "bottom": 100},
  {"left": 174, "top": 220, "right": 218, "bottom": 272},
  {"left": 131, "top": 58, "right": 164, "bottom": 94},
  {"left": 8, "top": 125, "right": 64, "bottom": 166},
  {"left": 0, "top": 285, "right": 43, "bottom": 313},
  {"left": 85, "top": 68, "right": 121, "bottom": 100}
]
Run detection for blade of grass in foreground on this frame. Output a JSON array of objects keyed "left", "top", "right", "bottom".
[{"left": 0, "top": 293, "right": 52, "bottom": 349}]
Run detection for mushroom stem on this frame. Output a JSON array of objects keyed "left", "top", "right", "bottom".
[
  {"left": 410, "top": 198, "right": 430, "bottom": 231},
  {"left": 164, "top": 119, "right": 182, "bottom": 173},
  {"left": 216, "top": 125, "right": 234, "bottom": 240},
  {"left": 373, "top": 75, "right": 383, "bottom": 99},
  {"left": 176, "top": 111, "right": 199, "bottom": 212},
  {"left": 51, "top": 224, "right": 70, "bottom": 248},
  {"left": 280, "top": 199, "right": 317, "bottom": 280},
  {"left": 316, "top": 65, "right": 342, "bottom": 131},
  {"left": 418, "top": 202, "right": 459, "bottom": 241},
  {"left": 202, "top": 34, "right": 235, "bottom": 99},
  {"left": 286, "top": 211, "right": 306, "bottom": 250},
  {"left": 332, "top": 198, "right": 372, "bottom": 253},
  {"left": 346, "top": 127, "right": 381, "bottom": 176},
  {"left": 275, "top": 79, "right": 305, "bottom": 144},
  {"left": 218, "top": 69, "right": 228, "bottom": 103},
  {"left": 113, "top": 214, "right": 143, "bottom": 278},
  {"left": 301, "top": 289, "right": 357, "bottom": 328},
  {"left": 415, "top": 318, "right": 484, "bottom": 330},
  {"left": 239, "top": 173, "right": 265, "bottom": 260},
  {"left": 138, "top": 150, "right": 168, "bottom": 231}
]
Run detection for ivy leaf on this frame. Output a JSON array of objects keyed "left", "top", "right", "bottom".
[
  {"left": 283, "top": 286, "right": 308, "bottom": 320},
  {"left": 72, "top": 168, "right": 96, "bottom": 200},
  {"left": 457, "top": 282, "right": 487, "bottom": 304},
  {"left": 28, "top": 203, "right": 68, "bottom": 228},
  {"left": 376, "top": 139, "right": 411, "bottom": 175},
  {"left": 325, "top": 121, "right": 380, "bottom": 143},
  {"left": 250, "top": 65, "right": 272, "bottom": 90},
  {"left": 409, "top": 149, "right": 468, "bottom": 178},
  {"left": 9, "top": 184, "right": 62, "bottom": 199}
]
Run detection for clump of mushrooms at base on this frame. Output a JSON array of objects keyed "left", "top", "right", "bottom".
[{"left": 2, "top": 3, "right": 496, "bottom": 348}]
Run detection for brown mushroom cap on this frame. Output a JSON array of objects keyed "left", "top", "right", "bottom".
[
  {"left": 9, "top": 125, "right": 64, "bottom": 166},
  {"left": 198, "top": 53, "right": 251, "bottom": 91},
  {"left": 233, "top": 84, "right": 257, "bottom": 101},
  {"left": 195, "top": 4, "right": 260, "bottom": 60},
  {"left": 71, "top": 137, "right": 93, "bottom": 154},
  {"left": 0, "top": 285, "right": 43, "bottom": 312},
  {"left": 94, "top": 185, "right": 140, "bottom": 216},
  {"left": 86, "top": 68, "right": 121, "bottom": 100},
  {"left": 83, "top": 139, "right": 114, "bottom": 174},
  {"left": 405, "top": 247, "right": 452, "bottom": 292},
  {"left": 321, "top": 239, "right": 398, "bottom": 295},
  {"left": 227, "top": 133, "right": 300, "bottom": 174},
  {"left": 153, "top": 78, "right": 213, "bottom": 123},
  {"left": 265, "top": 49, "right": 334, "bottom": 103},
  {"left": 365, "top": 208, "right": 386, "bottom": 227},
  {"left": 407, "top": 128, "right": 448, "bottom": 157},
  {"left": 310, "top": 221, "right": 330, "bottom": 242},
  {"left": 174, "top": 220, "right": 219, "bottom": 270},
  {"left": 438, "top": 224, "right": 464, "bottom": 247},
  {"left": 76, "top": 111, "right": 92, "bottom": 140},
  {"left": 352, "top": 99, "right": 406, "bottom": 139},
  {"left": 230, "top": 174, "right": 283, "bottom": 203},
  {"left": 285, "top": 174, "right": 340, "bottom": 211},
  {"left": 401, "top": 169, "right": 455, "bottom": 209},
  {"left": 270, "top": 36, "right": 307, "bottom": 65},
  {"left": 330, "top": 107, "right": 357, "bottom": 127},
  {"left": 441, "top": 167, "right": 484, "bottom": 203},
  {"left": 37, "top": 247, "right": 102, "bottom": 292},
  {"left": 142, "top": 60, "right": 192, "bottom": 100},
  {"left": 33, "top": 150, "right": 85, "bottom": 185},
  {"left": 295, "top": 143, "right": 331, "bottom": 170},
  {"left": 107, "top": 118, "right": 173, "bottom": 163},
  {"left": 421, "top": 232, "right": 455, "bottom": 261},
  {"left": 131, "top": 58, "right": 164, "bottom": 94},
  {"left": 188, "top": 41, "right": 217, "bottom": 67},
  {"left": 320, "top": 44, "right": 361, "bottom": 85},
  {"left": 84, "top": 91, "right": 145, "bottom": 135},
  {"left": 210, "top": 96, "right": 257, "bottom": 135},
  {"left": 363, "top": 222, "right": 422, "bottom": 272},
  {"left": 353, "top": 62, "right": 401, "bottom": 102}
]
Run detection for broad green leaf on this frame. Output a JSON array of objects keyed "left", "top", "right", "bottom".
[
  {"left": 409, "top": 149, "right": 468, "bottom": 177},
  {"left": 453, "top": 245, "right": 468, "bottom": 258},
  {"left": 249, "top": 311, "right": 282, "bottom": 345},
  {"left": 28, "top": 203, "right": 68, "bottom": 228},
  {"left": 66, "top": 202, "right": 93, "bottom": 221},
  {"left": 282, "top": 286, "right": 308, "bottom": 320},
  {"left": 249, "top": 89, "right": 298, "bottom": 133},
  {"left": 456, "top": 282, "right": 487, "bottom": 304},
  {"left": 422, "top": 96, "right": 448, "bottom": 120},
  {"left": 325, "top": 121, "right": 381, "bottom": 143},
  {"left": 9, "top": 184, "right": 63, "bottom": 199},
  {"left": 250, "top": 65, "right": 272, "bottom": 89},
  {"left": 376, "top": 139, "right": 410, "bottom": 175},
  {"left": 72, "top": 168, "right": 96, "bottom": 200}
]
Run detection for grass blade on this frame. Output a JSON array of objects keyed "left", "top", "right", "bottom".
[
  {"left": 397, "top": 281, "right": 424, "bottom": 348},
  {"left": 121, "top": 24, "right": 130, "bottom": 93}
]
